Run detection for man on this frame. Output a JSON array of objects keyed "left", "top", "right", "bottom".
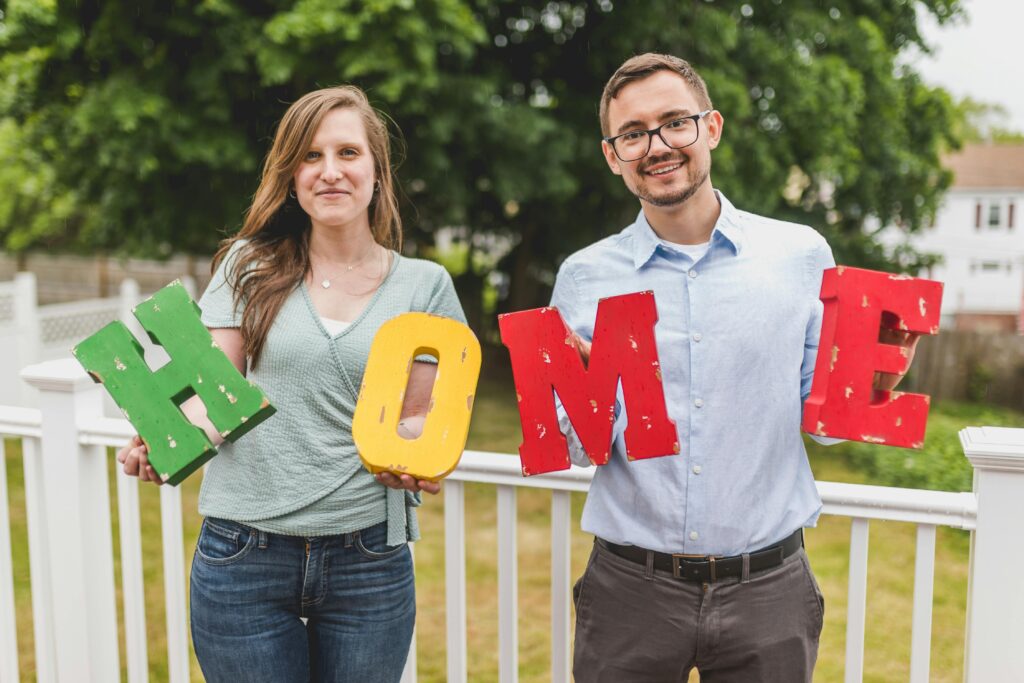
[{"left": 552, "top": 53, "right": 915, "bottom": 682}]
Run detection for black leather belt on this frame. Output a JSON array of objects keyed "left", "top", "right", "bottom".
[{"left": 598, "top": 528, "right": 803, "bottom": 582}]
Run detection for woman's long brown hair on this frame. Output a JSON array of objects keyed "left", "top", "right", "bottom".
[{"left": 211, "top": 86, "right": 403, "bottom": 369}]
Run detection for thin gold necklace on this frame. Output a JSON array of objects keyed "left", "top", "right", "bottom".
[{"left": 313, "top": 244, "right": 380, "bottom": 289}]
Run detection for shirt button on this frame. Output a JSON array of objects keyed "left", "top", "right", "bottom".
[
  {"left": 689, "top": 531, "right": 699, "bottom": 541},
  {"left": 694, "top": 398, "right": 704, "bottom": 408},
  {"left": 692, "top": 465, "right": 702, "bottom": 475},
  {"left": 688, "top": 269, "right": 698, "bottom": 279},
  {"left": 692, "top": 332, "right": 702, "bottom": 342}
]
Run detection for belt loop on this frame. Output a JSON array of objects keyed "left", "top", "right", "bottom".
[
  {"left": 741, "top": 553, "right": 750, "bottom": 583},
  {"left": 258, "top": 529, "right": 268, "bottom": 549},
  {"left": 344, "top": 532, "right": 355, "bottom": 548},
  {"left": 709, "top": 556, "right": 717, "bottom": 582},
  {"left": 644, "top": 550, "right": 654, "bottom": 580}
]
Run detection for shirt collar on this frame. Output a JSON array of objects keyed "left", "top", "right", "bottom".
[{"left": 630, "top": 190, "right": 744, "bottom": 270}]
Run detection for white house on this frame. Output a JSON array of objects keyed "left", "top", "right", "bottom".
[{"left": 882, "top": 143, "right": 1024, "bottom": 332}]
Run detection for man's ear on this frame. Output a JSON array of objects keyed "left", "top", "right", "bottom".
[
  {"left": 601, "top": 139, "right": 623, "bottom": 176},
  {"left": 705, "top": 110, "right": 724, "bottom": 151}
]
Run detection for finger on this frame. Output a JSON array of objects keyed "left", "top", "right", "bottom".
[
  {"left": 138, "top": 450, "right": 152, "bottom": 481},
  {"left": 418, "top": 480, "right": 441, "bottom": 495},
  {"left": 376, "top": 472, "right": 400, "bottom": 489},
  {"left": 123, "top": 449, "right": 141, "bottom": 476},
  {"left": 398, "top": 474, "right": 419, "bottom": 491},
  {"left": 146, "top": 465, "right": 164, "bottom": 486}
]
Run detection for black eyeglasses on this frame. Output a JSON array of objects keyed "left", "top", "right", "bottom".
[{"left": 603, "top": 110, "right": 712, "bottom": 162}]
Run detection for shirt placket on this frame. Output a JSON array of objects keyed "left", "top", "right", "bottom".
[{"left": 684, "top": 254, "right": 704, "bottom": 554}]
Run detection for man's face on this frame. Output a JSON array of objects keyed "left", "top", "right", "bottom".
[{"left": 602, "top": 71, "right": 723, "bottom": 208}]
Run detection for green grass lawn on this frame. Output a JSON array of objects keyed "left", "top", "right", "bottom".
[{"left": 3, "top": 364, "right": 1019, "bottom": 682}]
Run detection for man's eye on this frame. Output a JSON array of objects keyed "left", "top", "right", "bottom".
[
  {"left": 666, "top": 119, "right": 687, "bottom": 129},
  {"left": 622, "top": 131, "right": 646, "bottom": 142}
]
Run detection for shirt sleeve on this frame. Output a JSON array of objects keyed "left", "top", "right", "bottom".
[
  {"left": 802, "top": 236, "right": 844, "bottom": 446},
  {"left": 198, "top": 240, "right": 248, "bottom": 329},
  {"left": 424, "top": 266, "right": 467, "bottom": 324},
  {"left": 415, "top": 265, "right": 467, "bottom": 365},
  {"left": 549, "top": 260, "right": 627, "bottom": 467}
]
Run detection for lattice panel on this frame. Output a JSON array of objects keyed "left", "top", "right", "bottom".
[
  {"left": 0, "top": 293, "right": 13, "bottom": 323},
  {"left": 40, "top": 307, "right": 120, "bottom": 344}
]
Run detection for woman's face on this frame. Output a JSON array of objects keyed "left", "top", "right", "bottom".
[{"left": 293, "top": 107, "right": 376, "bottom": 233}]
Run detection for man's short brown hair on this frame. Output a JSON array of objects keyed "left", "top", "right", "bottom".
[{"left": 599, "top": 53, "right": 713, "bottom": 136}]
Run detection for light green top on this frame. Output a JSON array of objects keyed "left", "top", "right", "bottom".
[{"left": 197, "top": 242, "right": 465, "bottom": 545}]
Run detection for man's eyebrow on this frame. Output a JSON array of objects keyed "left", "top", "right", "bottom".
[{"left": 614, "top": 109, "right": 694, "bottom": 135}]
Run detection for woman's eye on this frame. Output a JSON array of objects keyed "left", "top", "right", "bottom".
[
  {"left": 305, "top": 151, "right": 321, "bottom": 161},
  {"left": 341, "top": 148, "right": 358, "bottom": 157}
]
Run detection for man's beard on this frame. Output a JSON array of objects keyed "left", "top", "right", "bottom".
[{"left": 629, "top": 154, "right": 710, "bottom": 208}]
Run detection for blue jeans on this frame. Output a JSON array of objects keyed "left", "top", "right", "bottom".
[{"left": 190, "top": 518, "right": 415, "bottom": 683}]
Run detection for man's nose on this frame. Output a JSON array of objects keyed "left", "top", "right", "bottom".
[{"left": 648, "top": 131, "right": 673, "bottom": 157}]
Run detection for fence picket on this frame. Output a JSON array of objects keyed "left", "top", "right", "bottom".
[
  {"left": 116, "top": 468, "right": 149, "bottom": 683},
  {"left": 910, "top": 524, "right": 937, "bottom": 683},
  {"left": 845, "top": 518, "right": 870, "bottom": 683},
  {"left": 0, "top": 439, "right": 19, "bottom": 683},
  {"left": 160, "top": 485, "right": 190, "bottom": 683}
]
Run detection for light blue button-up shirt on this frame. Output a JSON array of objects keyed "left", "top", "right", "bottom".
[{"left": 551, "top": 192, "right": 835, "bottom": 556}]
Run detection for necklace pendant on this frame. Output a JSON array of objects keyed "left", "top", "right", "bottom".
[{"left": 321, "top": 279, "right": 331, "bottom": 289}]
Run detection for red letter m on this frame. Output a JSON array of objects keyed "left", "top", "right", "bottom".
[{"left": 499, "top": 291, "right": 678, "bottom": 476}]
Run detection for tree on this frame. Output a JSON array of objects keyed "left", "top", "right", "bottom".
[
  {"left": 0, "top": 0, "right": 965, "bottom": 325},
  {"left": 399, "top": 0, "right": 966, "bottom": 321},
  {"left": 954, "top": 97, "right": 1024, "bottom": 144},
  {"left": 0, "top": 0, "right": 484, "bottom": 254}
]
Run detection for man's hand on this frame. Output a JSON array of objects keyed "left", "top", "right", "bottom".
[
  {"left": 375, "top": 472, "right": 441, "bottom": 495},
  {"left": 568, "top": 331, "right": 592, "bottom": 367},
  {"left": 115, "top": 435, "right": 165, "bottom": 486},
  {"left": 873, "top": 326, "right": 921, "bottom": 392}
]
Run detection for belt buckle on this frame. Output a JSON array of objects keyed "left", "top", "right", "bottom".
[
  {"left": 671, "top": 553, "right": 707, "bottom": 580},
  {"left": 671, "top": 554, "right": 721, "bottom": 581}
]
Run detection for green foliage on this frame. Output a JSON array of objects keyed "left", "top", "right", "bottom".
[
  {"left": 0, "top": 0, "right": 485, "bottom": 255},
  {"left": 0, "top": 0, "right": 966, "bottom": 311},
  {"left": 810, "top": 401, "right": 1024, "bottom": 492},
  {"left": 954, "top": 97, "right": 1024, "bottom": 143}
]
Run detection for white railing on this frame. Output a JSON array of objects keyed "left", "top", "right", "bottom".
[{"left": 1, "top": 359, "right": 1023, "bottom": 682}]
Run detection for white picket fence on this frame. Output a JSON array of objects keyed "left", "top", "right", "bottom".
[
  {"left": 0, "top": 358, "right": 1022, "bottom": 681},
  {"left": 0, "top": 274, "right": 193, "bottom": 408}
]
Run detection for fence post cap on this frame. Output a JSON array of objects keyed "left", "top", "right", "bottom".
[
  {"left": 21, "top": 358, "right": 94, "bottom": 393},
  {"left": 960, "top": 426, "right": 1024, "bottom": 472}
]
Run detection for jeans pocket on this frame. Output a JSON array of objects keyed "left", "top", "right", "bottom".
[
  {"left": 195, "top": 518, "right": 257, "bottom": 566},
  {"left": 353, "top": 524, "right": 407, "bottom": 560}
]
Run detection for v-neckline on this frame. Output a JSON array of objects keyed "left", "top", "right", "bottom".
[{"left": 300, "top": 250, "right": 401, "bottom": 340}]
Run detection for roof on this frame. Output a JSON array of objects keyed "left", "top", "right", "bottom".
[{"left": 946, "top": 144, "right": 1024, "bottom": 189}]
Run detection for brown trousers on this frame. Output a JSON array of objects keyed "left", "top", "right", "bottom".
[{"left": 572, "top": 540, "right": 824, "bottom": 682}]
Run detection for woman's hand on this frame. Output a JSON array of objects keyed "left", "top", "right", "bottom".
[
  {"left": 375, "top": 471, "right": 441, "bottom": 495},
  {"left": 115, "top": 435, "right": 165, "bottom": 486}
]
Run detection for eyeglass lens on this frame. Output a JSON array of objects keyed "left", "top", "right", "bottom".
[{"left": 614, "top": 118, "right": 700, "bottom": 162}]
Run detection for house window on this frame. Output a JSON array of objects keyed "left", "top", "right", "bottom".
[
  {"left": 1010, "top": 202, "right": 1016, "bottom": 230},
  {"left": 988, "top": 203, "right": 1001, "bottom": 227},
  {"left": 980, "top": 261, "right": 1001, "bottom": 272},
  {"left": 976, "top": 201, "right": 982, "bottom": 229}
]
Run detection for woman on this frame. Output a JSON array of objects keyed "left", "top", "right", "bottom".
[{"left": 116, "top": 85, "right": 463, "bottom": 682}]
